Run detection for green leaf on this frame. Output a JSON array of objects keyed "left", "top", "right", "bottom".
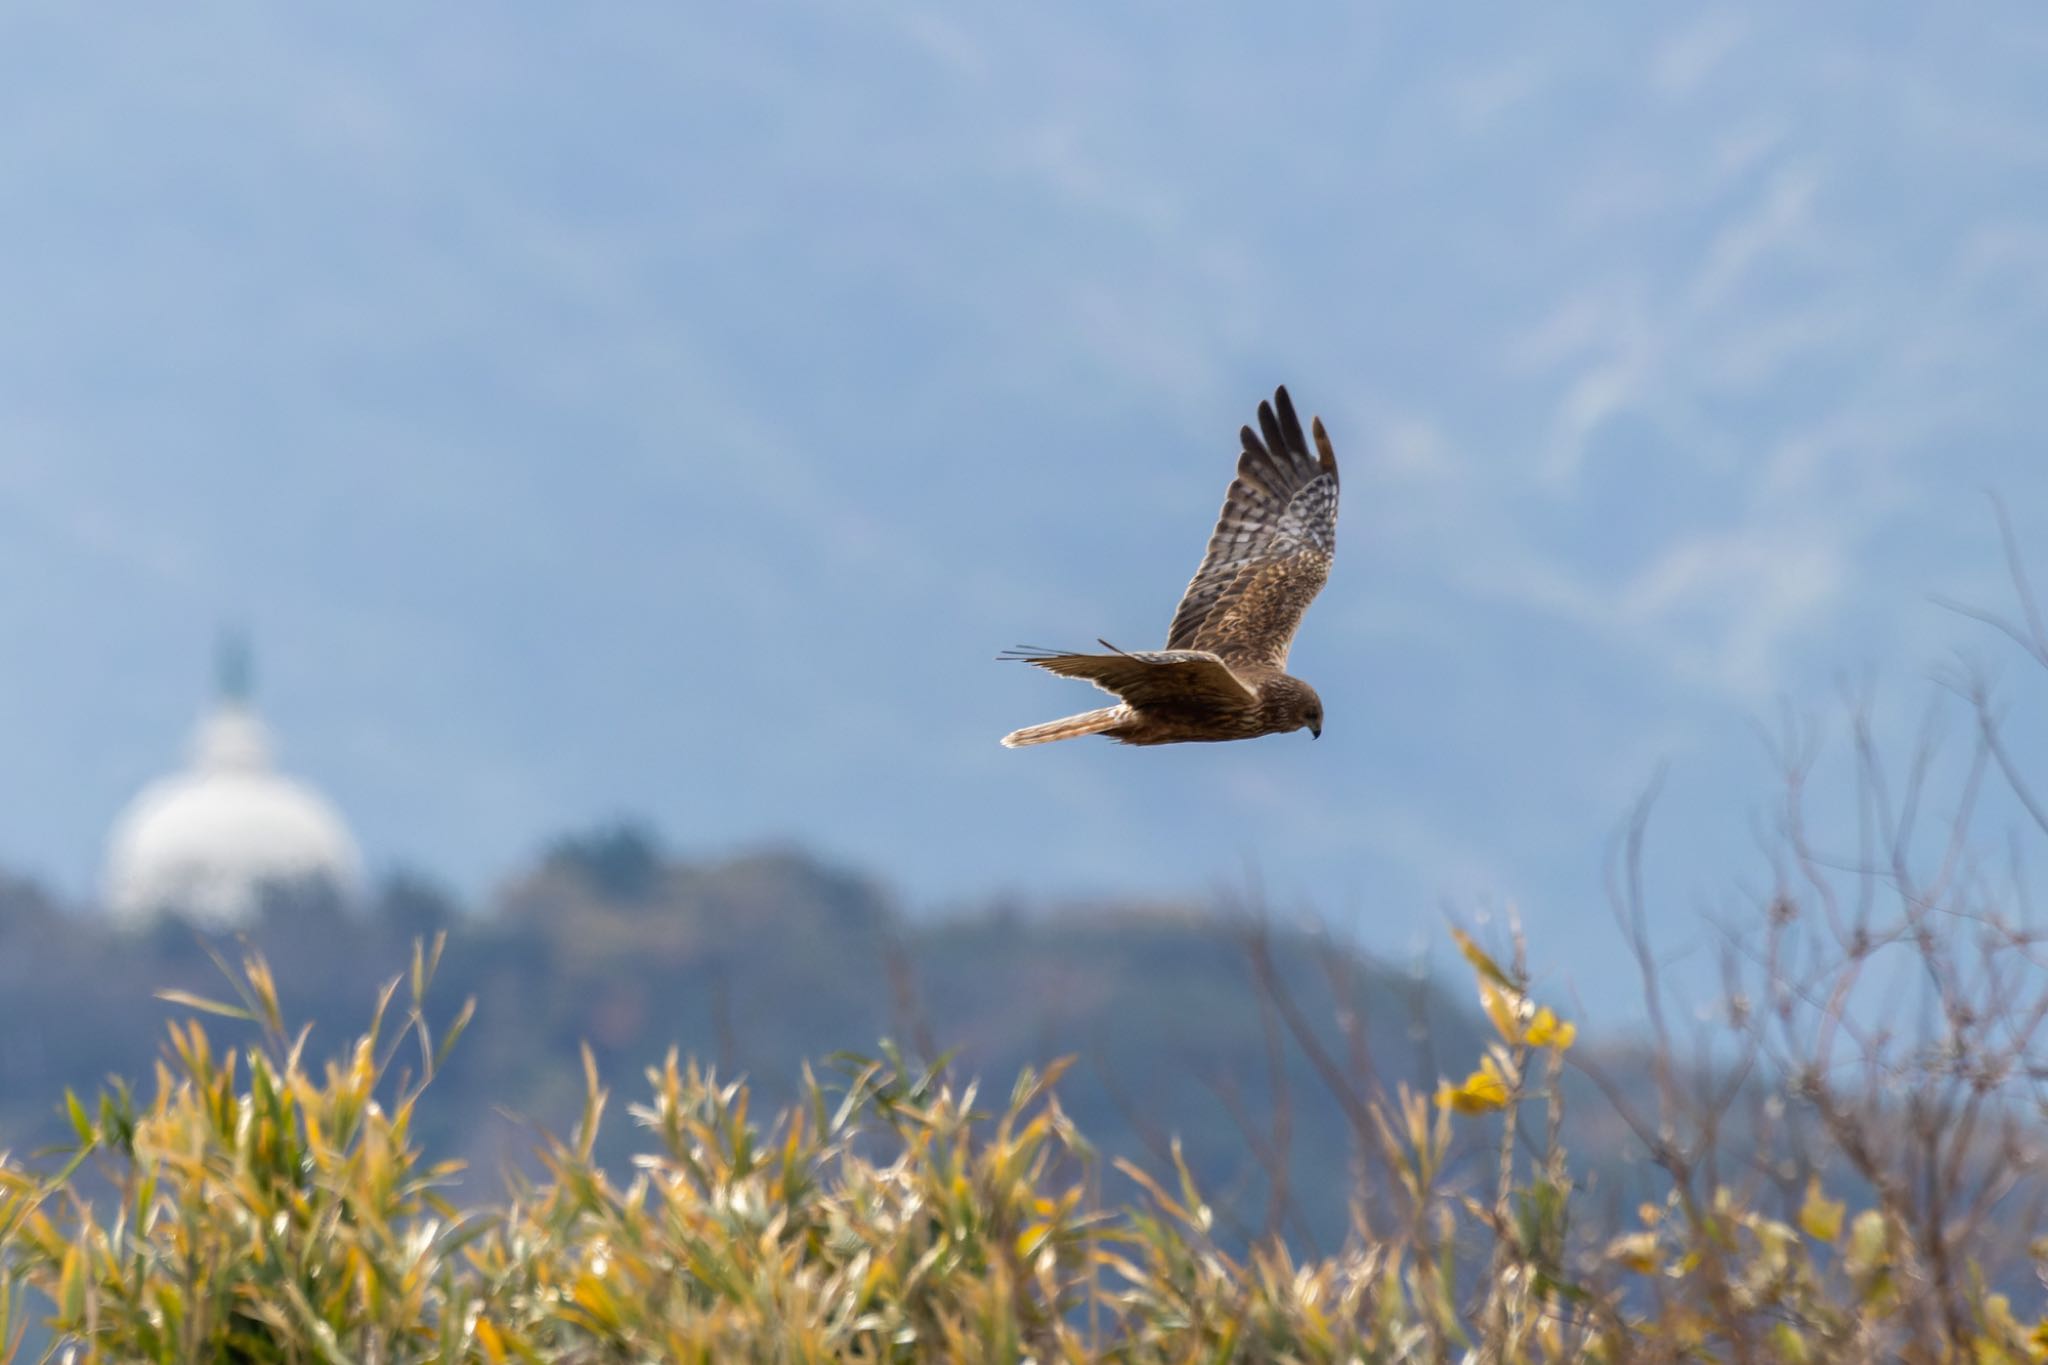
[{"left": 154, "top": 989, "right": 257, "bottom": 1022}]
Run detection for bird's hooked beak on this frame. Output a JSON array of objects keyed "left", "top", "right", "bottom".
[{"left": 1310, "top": 723, "right": 1322, "bottom": 740}]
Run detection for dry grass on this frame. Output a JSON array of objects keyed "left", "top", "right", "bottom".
[{"left": 1, "top": 910, "right": 2043, "bottom": 1363}]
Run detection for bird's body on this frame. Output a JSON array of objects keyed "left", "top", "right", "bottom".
[{"left": 1001, "top": 386, "right": 1339, "bottom": 748}]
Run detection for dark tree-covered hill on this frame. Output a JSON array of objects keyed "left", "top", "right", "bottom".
[{"left": 0, "top": 826, "right": 1510, "bottom": 1249}]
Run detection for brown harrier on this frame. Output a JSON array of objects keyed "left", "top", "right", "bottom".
[{"left": 1001, "top": 385, "right": 1339, "bottom": 747}]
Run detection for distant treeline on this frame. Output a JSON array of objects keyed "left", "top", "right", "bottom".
[{"left": 0, "top": 824, "right": 1485, "bottom": 1251}]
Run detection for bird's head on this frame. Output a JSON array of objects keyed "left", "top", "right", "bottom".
[{"left": 1271, "top": 676, "right": 1324, "bottom": 739}]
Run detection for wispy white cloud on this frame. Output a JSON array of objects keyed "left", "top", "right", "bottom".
[
  {"left": 1684, "top": 168, "right": 1819, "bottom": 314},
  {"left": 1540, "top": 349, "right": 1653, "bottom": 487},
  {"left": 1445, "top": 56, "right": 1555, "bottom": 132},
  {"left": 1500, "top": 288, "right": 1636, "bottom": 377},
  {"left": 1649, "top": 12, "right": 1748, "bottom": 98},
  {"left": 886, "top": 7, "right": 989, "bottom": 79},
  {"left": 1710, "top": 118, "right": 1790, "bottom": 182}
]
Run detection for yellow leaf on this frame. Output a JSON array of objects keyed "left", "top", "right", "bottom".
[
  {"left": 863, "top": 1257, "right": 893, "bottom": 1298},
  {"left": 571, "top": 1273, "right": 620, "bottom": 1330},
  {"left": 1434, "top": 1059, "right": 1510, "bottom": 1114},
  {"left": 1450, "top": 926, "right": 1513, "bottom": 987},
  {"left": 1478, "top": 979, "right": 1525, "bottom": 1043},
  {"left": 1798, "top": 1176, "right": 1845, "bottom": 1243},
  {"left": 1524, "top": 1006, "right": 1576, "bottom": 1051},
  {"left": 1770, "top": 1323, "right": 1812, "bottom": 1363},
  {"left": 1845, "top": 1208, "right": 1888, "bottom": 1278},
  {"left": 57, "top": 1245, "right": 85, "bottom": 1323},
  {"left": 476, "top": 1317, "right": 508, "bottom": 1365},
  {"left": 1606, "top": 1231, "right": 1660, "bottom": 1274}
]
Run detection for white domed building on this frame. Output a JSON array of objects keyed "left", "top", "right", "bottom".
[{"left": 103, "top": 639, "right": 362, "bottom": 928}]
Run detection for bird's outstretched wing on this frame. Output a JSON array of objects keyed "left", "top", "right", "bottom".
[
  {"left": 999, "top": 643, "right": 1256, "bottom": 710},
  {"left": 1165, "top": 386, "right": 1339, "bottom": 668}
]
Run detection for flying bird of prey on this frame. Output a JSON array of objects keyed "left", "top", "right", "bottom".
[{"left": 1001, "top": 385, "right": 1339, "bottom": 748}]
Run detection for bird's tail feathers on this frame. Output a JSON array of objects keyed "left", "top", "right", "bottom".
[{"left": 1001, "top": 706, "right": 1123, "bottom": 748}]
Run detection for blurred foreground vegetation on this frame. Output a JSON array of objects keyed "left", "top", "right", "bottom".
[{"left": 6, "top": 910, "right": 2048, "bottom": 1362}]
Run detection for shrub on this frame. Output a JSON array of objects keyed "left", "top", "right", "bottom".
[{"left": 4, "top": 913, "right": 2044, "bottom": 1363}]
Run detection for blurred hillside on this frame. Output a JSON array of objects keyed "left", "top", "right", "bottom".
[{"left": 0, "top": 826, "right": 1493, "bottom": 1250}]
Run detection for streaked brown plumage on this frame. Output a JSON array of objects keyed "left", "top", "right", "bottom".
[{"left": 1001, "top": 385, "right": 1339, "bottom": 748}]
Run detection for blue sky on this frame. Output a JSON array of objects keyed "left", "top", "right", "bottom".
[{"left": 4, "top": 4, "right": 2048, "bottom": 1014}]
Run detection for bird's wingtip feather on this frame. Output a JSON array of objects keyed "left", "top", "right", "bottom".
[{"left": 1312, "top": 416, "right": 1337, "bottom": 476}]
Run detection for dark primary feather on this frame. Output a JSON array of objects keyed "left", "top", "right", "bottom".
[
  {"left": 1165, "top": 385, "right": 1340, "bottom": 667},
  {"left": 998, "top": 646, "right": 1256, "bottom": 710}
]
